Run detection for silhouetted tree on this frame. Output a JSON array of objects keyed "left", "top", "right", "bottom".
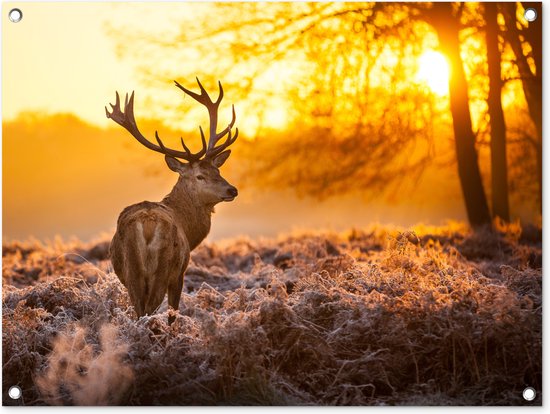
[
  {"left": 422, "top": 3, "right": 491, "bottom": 226},
  {"left": 501, "top": 2, "right": 542, "bottom": 212},
  {"left": 485, "top": 2, "right": 510, "bottom": 221}
]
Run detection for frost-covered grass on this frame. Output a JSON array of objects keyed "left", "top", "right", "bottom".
[{"left": 2, "top": 223, "right": 542, "bottom": 405}]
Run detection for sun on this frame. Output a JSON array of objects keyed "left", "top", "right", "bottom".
[{"left": 416, "top": 51, "right": 450, "bottom": 96}]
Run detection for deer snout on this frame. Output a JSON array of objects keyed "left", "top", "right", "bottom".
[{"left": 224, "top": 186, "right": 238, "bottom": 201}]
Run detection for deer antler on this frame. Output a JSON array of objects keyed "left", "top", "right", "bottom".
[
  {"left": 106, "top": 78, "right": 238, "bottom": 163},
  {"left": 106, "top": 91, "right": 207, "bottom": 162},
  {"left": 174, "top": 78, "right": 239, "bottom": 159}
]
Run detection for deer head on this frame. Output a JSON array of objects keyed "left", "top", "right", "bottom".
[{"left": 105, "top": 78, "right": 238, "bottom": 205}]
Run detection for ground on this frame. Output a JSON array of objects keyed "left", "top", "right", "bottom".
[{"left": 2, "top": 222, "right": 542, "bottom": 405}]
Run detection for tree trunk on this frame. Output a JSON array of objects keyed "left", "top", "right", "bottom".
[
  {"left": 485, "top": 3, "right": 510, "bottom": 222},
  {"left": 427, "top": 3, "right": 492, "bottom": 227},
  {"left": 503, "top": 2, "right": 542, "bottom": 212}
]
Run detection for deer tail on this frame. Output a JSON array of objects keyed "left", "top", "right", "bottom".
[{"left": 135, "top": 221, "right": 162, "bottom": 274}]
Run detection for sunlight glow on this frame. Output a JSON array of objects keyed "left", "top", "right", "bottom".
[
  {"left": 263, "top": 105, "right": 288, "bottom": 130},
  {"left": 416, "top": 51, "right": 450, "bottom": 96}
]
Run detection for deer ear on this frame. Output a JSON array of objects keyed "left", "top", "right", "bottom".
[
  {"left": 165, "top": 156, "right": 186, "bottom": 173},
  {"left": 212, "top": 150, "right": 231, "bottom": 168}
]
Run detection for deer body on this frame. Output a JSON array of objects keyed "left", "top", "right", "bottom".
[
  {"left": 110, "top": 201, "right": 189, "bottom": 317},
  {"left": 106, "top": 78, "right": 238, "bottom": 319}
]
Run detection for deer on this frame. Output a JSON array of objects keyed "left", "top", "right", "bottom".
[{"left": 105, "top": 78, "right": 238, "bottom": 322}]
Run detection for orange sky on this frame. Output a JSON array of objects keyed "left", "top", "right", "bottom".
[
  {"left": 0, "top": 1, "right": 534, "bottom": 127},
  {"left": 2, "top": 2, "right": 198, "bottom": 126},
  {"left": 5, "top": 3, "right": 121, "bottom": 125},
  {"left": 3, "top": 1, "right": 306, "bottom": 136},
  {"left": 2, "top": 2, "right": 451, "bottom": 128},
  {"left": 1, "top": 2, "right": 540, "bottom": 242}
]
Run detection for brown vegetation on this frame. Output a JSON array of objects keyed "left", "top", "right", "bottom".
[{"left": 2, "top": 223, "right": 541, "bottom": 405}]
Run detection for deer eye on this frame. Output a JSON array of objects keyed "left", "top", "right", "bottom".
[{"left": 196, "top": 175, "right": 205, "bottom": 181}]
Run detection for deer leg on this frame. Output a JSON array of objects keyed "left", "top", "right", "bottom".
[
  {"left": 167, "top": 272, "right": 185, "bottom": 324},
  {"left": 142, "top": 270, "right": 169, "bottom": 316},
  {"left": 126, "top": 268, "right": 147, "bottom": 317}
]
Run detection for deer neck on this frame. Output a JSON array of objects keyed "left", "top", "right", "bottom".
[{"left": 162, "top": 177, "right": 214, "bottom": 250}]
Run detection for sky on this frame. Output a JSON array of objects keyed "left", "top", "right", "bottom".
[
  {"left": 2, "top": 1, "right": 451, "bottom": 127},
  {"left": 2, "top": 2, "right": 209, "bottom": 127},
  {"left": 0, "top": 1, "right": 542, "bottom": 242},
  {"left": 4, "top": 2, "right": 127, "bottom": 126}
]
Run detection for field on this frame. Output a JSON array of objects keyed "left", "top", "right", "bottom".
[{"left": 2, "top": 222, "right": 542, "bottom": 406}]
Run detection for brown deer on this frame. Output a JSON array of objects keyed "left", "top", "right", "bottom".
[{"left": 106, "top": 78, "right": 238, "bottom": 321}]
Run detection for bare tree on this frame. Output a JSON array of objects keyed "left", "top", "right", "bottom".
[
  {"left": 485, "top": 2, "right": 510, "bottom": 221},
  {"left": 501, "top": 2, "right": 542, "bottom": 212},
  {"left": 422, "top": 2, "right": 491, "bottom": 226}
]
